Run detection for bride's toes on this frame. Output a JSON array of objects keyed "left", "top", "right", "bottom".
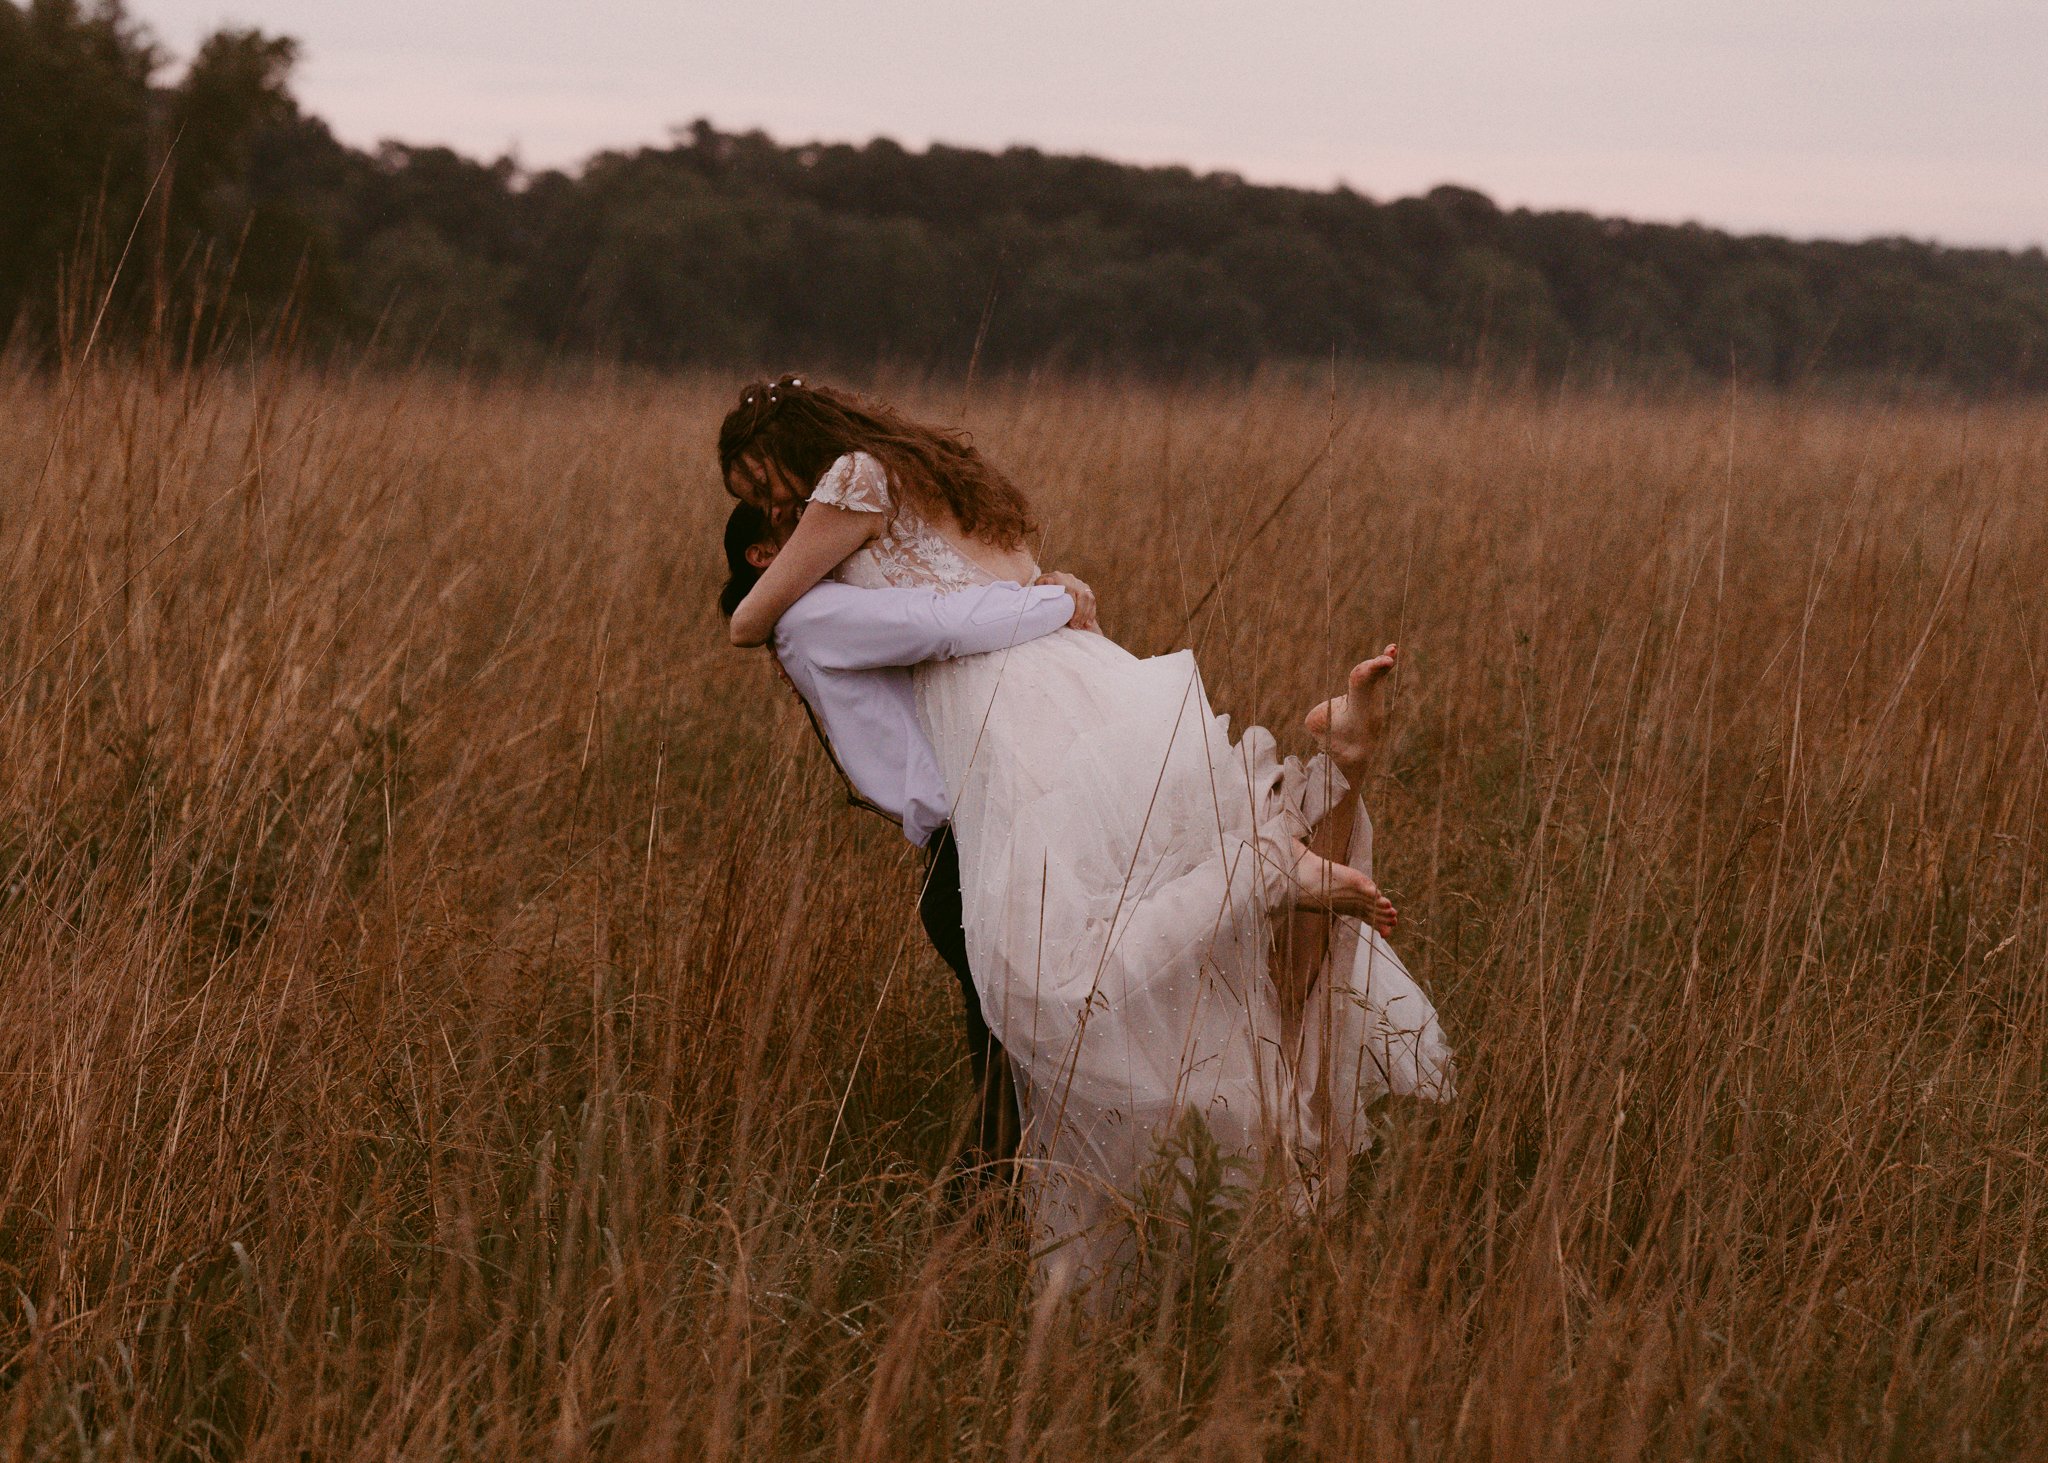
[
  {"left": 1350, "top": 644, "right": 1397, "bottom": 695},
  {"left": 1354, "top": 882, "right": 1398, "bottom": 938}
]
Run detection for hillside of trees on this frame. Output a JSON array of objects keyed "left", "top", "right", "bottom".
[{"left": 7, "top": 0, "right": 2047, "bottom": 389}]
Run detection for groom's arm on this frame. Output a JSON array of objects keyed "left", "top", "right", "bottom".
[{"left": 777, "top": 580, "right": 1076, "bottom": 673}]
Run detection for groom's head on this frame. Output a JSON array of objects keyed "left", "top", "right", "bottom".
[{"left": 718, "top": 501, "right": 792, "bottom": 618}]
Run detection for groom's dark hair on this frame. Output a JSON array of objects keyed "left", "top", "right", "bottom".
[{"left": 719, "top": 502, "right": 773, "bottom": 619}]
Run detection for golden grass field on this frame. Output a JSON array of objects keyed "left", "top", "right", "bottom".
[{"left": 1, "top": 358, "right": 2045, "bottom": 1459}]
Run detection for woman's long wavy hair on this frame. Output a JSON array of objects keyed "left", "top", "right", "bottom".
[{"left": 717, "top": 375, "right": 1037, "bottom": 548}]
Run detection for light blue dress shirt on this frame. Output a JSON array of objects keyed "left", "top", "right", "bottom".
[{"left": 772, "top": 579, "right": 1075, "bottom": 846}]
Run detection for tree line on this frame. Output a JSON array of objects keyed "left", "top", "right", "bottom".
[{"left": 7, "top": 0, "right": 2047, "bottom": 389}]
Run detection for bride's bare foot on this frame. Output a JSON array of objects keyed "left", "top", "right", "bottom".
[
  {"left": 1285, "top": 839, "right": 1398, "bottom": 937},
  {"left": 1305, "top": 644, "right": 1398, "bottom": 783}
]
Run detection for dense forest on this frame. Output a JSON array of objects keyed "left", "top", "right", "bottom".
[{"left": 6, "top": 0, "right": 2047, "bottom": 388}]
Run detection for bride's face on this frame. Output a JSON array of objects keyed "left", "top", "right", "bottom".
[{"left": 728, "top": 452, "right": 807, "bottom": 514}]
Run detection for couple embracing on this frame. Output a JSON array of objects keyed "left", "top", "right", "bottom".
[{"left": 716, "top": 374, "right": 1453, "bottom": 1294}]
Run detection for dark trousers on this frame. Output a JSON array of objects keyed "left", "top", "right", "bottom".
[{"left": 918, "top": 824, "right": 1019, "bottom": 1165}]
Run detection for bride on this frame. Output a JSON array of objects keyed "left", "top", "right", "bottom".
[{"left": 722, "top": 375, "right": 1452, "bottom": 1289}]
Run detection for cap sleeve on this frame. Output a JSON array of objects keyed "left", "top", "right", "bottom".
[{"left": 809, "top": 451, "right": 892, "bottom": 515}]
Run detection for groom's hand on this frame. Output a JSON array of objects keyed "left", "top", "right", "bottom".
[{"left": 1035, "top": 571, "right": 1100, "bottom": 633}]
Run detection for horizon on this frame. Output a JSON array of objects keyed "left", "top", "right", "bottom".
[
  {"left": 520, "top": 121, "right": 2048, "bottom": 259},
  {"left": 125, "top": 0, "right": 2048, "bottom": 255}
]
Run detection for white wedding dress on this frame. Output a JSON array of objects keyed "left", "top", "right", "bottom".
[{"left": 815, "top": 452, "right": 1454, "bottom": 1290}]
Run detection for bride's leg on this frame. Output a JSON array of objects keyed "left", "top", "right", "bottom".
[
  {"left": 1273, "top": 814, "right": 1360, "bottom": 1024},
  {"left": 1271, "top": 645, "right": 1405, "bottom": 1157},
  {"left": 1272, "top": 645, "right": 1403, "bottom": 1017}
]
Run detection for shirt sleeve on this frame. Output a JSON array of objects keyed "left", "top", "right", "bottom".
[
  {"left": 936, "top": 581, "right": 1076, "bottom": 659},
  {"left": 789, "top": 581, "right": 1074, "bottom": 671},
  {"left": 808, "top": 452, "right": 891, "bottom": 514}
]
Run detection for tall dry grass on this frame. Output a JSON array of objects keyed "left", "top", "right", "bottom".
[{"left": 1, "top": 355, "right": 2044, "bottom": 1459}]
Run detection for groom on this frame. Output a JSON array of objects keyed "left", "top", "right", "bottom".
[{"left": 718, "top": 501, "right": 1089, "bottom": 1170}]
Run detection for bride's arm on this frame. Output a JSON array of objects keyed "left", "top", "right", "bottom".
[{"left": 728, "top": 504, "right": 880, "bottom": 647}]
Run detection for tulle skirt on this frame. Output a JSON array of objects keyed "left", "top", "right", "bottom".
[{"left": 914, "top": 628, "right": 1454, "bottom": 1290}]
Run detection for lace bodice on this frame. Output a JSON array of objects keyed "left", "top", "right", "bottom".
[{"left": 810, "top": 452, "right": 1031, "bottom": 592}]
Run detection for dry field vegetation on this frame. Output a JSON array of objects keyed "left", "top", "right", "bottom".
[{"left": 1, "top": 354, "right": 2045, "bottom": 1461}]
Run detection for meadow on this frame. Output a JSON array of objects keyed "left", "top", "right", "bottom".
[{"left": 1, "top": 356, "right": 2044, "bottom": 1459}]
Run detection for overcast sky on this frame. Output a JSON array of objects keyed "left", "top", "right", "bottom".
[{"left": 128, "top": 0, "right": 2048, "bottom": 250}]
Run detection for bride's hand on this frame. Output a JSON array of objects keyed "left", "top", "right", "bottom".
[{"left": 1035, "top": 571, "right": 1100, "bottom": 632}]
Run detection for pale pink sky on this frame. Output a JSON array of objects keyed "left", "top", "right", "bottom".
[{"left": 131, "top": 0, "right": 2048, "bottom": 249}]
